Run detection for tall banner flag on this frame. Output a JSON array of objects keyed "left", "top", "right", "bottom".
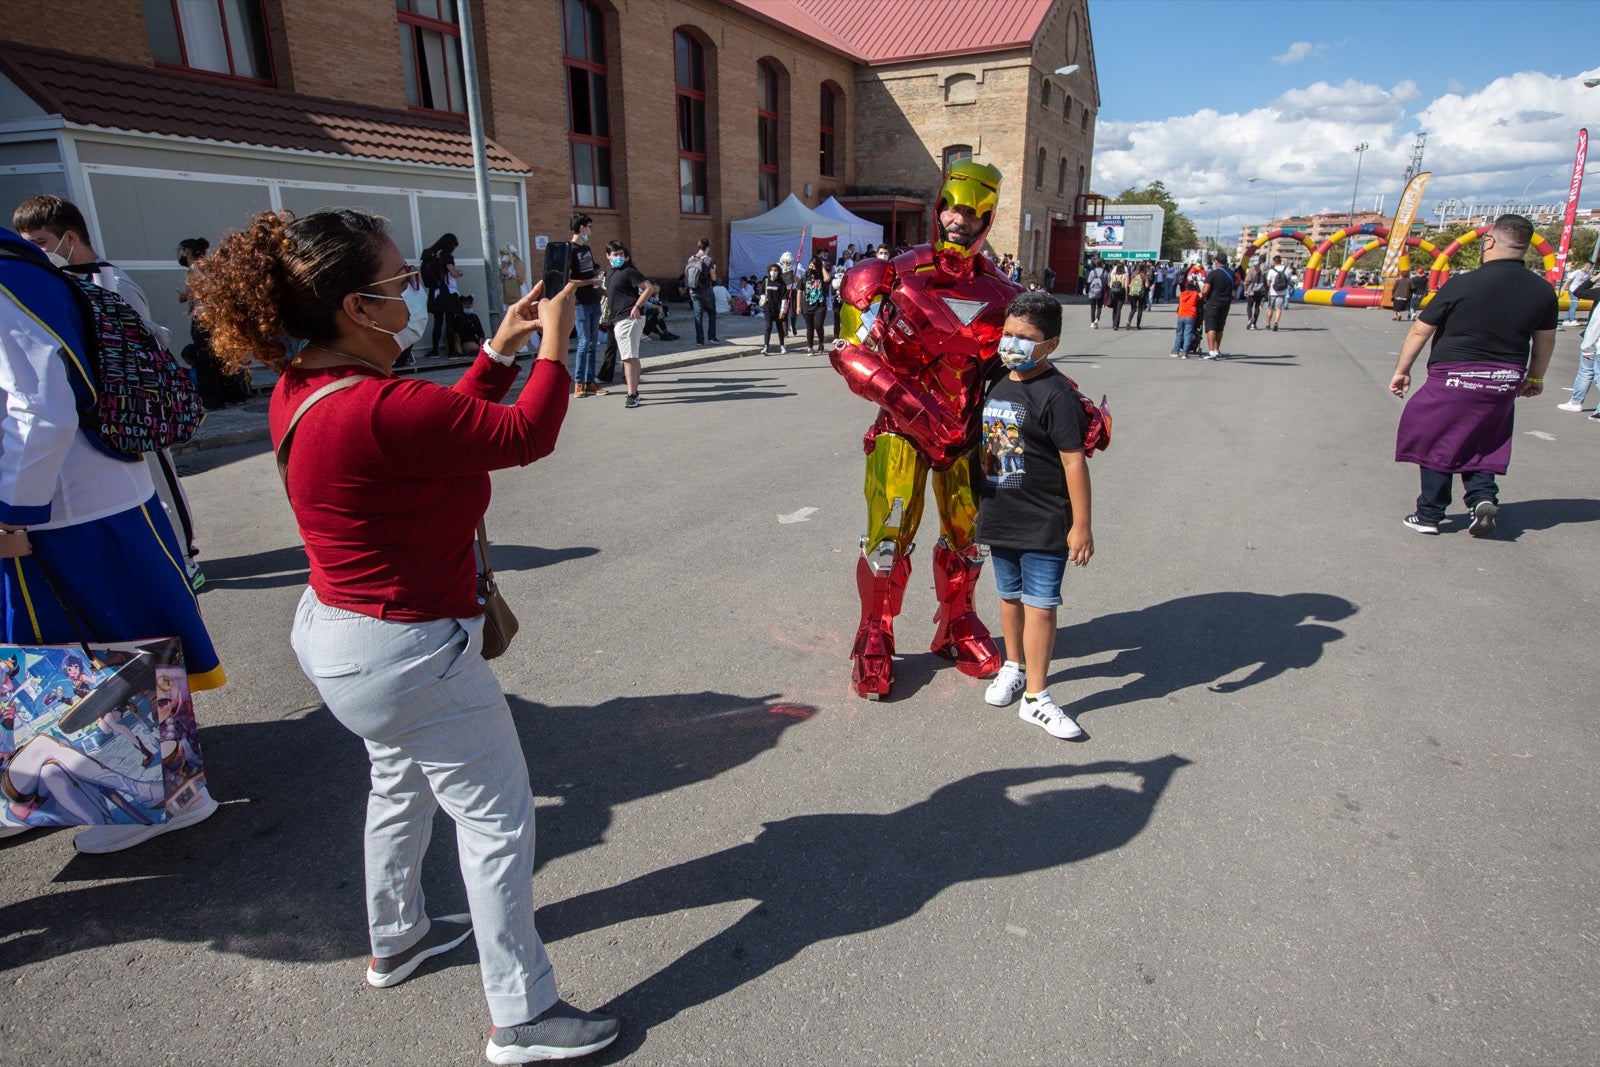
[
  {"left": 1381, "top": 171, "right": 1431, "bottom": 278},
  {"left": 1556, "top": 128, "right": 1588, "bottom": 277}
]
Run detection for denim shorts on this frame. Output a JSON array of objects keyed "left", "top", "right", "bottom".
[{"left": 989, "top": 546, "right": 1068, "bottom": 609}]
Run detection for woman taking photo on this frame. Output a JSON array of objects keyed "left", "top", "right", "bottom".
[
  {"left": 604, "top": 239, "right": 655, "bottom": 408},
  {"left": 189, "top": 209, "right": 618, "bottom": 1065},
  {"left": 421, "top": 231, "right": 464, "bottom": 356},
  {"left": 800, "top": 255, "right": 830, "bottom": 355}
]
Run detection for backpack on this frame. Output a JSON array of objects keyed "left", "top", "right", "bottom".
[
  {"left": 0, "top": 245, "right": 203, "bottom": 458},
  {"left": 685, "top": 254, "right": 711, "bottom": 292},
  {"left": 1271, "top": 267, "right": 1292, "bottom": 293},
  {"left": 1110, "top": 272, "right": 1125, "bottom": 294},
  {"left": 419, "top": 249, "right": 444, "bottom": 291},
  {"left": 1128, "top": 274, "right": 1145, "bottom": 296},
  {"left": 1086, "top": 270, "right": 1103, "bottom": 298}
]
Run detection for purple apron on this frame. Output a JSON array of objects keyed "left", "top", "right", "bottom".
[{"left": 1395, "top": 359, "right": 1525, "bottom": 474}]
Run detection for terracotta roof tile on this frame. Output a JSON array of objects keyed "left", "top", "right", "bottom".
[
  {"left": 722, "top": 0, "right": 1053, "bottom": 65},
  {"left": 0, "top": 43, "right": 530, "bottom": 173}
]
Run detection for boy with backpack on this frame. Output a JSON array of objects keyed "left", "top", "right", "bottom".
[
  {"left": 685, "top": 238, "right": 719, "bottom": 346},
  {"left": 11, "top": 195, "right": 206, "bottom": 590},
  {"left": 978, "top": 291, "right": 1110, "bottom": 741},
  {"left": 1265, "top": 255, "right": 1294, "bottom": 332}
]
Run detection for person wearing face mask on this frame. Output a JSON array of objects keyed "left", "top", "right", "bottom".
[
  {"left": 11, "top": 196, "right": 207, "bottom": 591},
  {"left": 0, "top": 225, "right": 226, "bottom": 852},
  {"left": 977, "top": 292, "right": 1109, "bottom": 741},
  {"left": 187, "top": 209, "right": 620, "bottom": 1064},
  {"left": 758, "top": 263, "right": 789, "bottom": 354},
  {"left": 604, "top": 240, "right": 655, "bottom": 408},
  {"left": 567, "top": 214, "right": 606, "bottom": 397}
]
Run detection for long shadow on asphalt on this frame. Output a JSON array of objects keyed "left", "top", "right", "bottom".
[
  {"left": 537, "top": 756, "right": 1192, "bottom": 1058},
  {"left": 0, "top": 690, "right": 816, "bottom": 974},
  {"left": 196, "top": 543, "right": 598, "bottom": 591},
  {"left": 1049, "top": 591, "right": 1356, "bottom": 721},
  {"left": 1484, "top": 497, "right": 1600, "bottom": 541}
]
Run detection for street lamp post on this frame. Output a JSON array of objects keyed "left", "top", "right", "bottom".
[
  {"left": 1519, "top": 172, "right": 1554, "bottom": 209},
  {"left": 1347, "top": 142, "right": 1369, "bottom": 264}
]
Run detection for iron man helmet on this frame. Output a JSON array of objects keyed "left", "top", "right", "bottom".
[{"left": 934, "top": 159, "right": 1002, "bottom": 257}]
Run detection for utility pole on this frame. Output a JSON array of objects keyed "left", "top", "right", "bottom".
[
  {"left": 1347, "top": 142, "right": 1369, "bottom": 265},
  {"left": 457, "top": 0, "right": 502, "bottom": 319}
]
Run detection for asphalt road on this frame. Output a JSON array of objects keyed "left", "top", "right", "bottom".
[{"left": 1, "top": 301, "right": 1595, "bottom": 1065}]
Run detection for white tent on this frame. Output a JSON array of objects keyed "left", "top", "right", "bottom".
[
  {"left": 813, "top": 196, "right": 884, "bottom": 259},
  {"left": 728, "top": 194, "right": 851, "bottom": 282}
]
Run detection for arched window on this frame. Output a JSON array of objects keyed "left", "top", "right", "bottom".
[
  {"left": 1057, "top": 158, "right": 1068, "bottom": 196},
  {"left": 675, "top": 30, "right": 709, "bottom": 214},
  {"left": 1077, "top": 165, "right": 1086, "bottom": 197},
  {"left": 1063, "top": 94, "right": 1072, "bottom": 121},
  {"left": 943, "top": 72, "right": 977, "bottom": 105},
  {"left": 1035, "top": 147, "right": 1046, "bottom": 189},
  {"left": 942, "top": 144, "right": 972, "bottom": 173},
  {"left": 1039, "top": 78, "right": 1050, "bottom": 107},
  {"left": 819, "top": 82, "right": 842, "bottom": 179},
  {"left": 562, "top": 0, "right": 611, "bottom": 208},
  {"left": 1081, "top": 108, "right": 1091, "bottom": 134},
  {"left": 758, "top": 60, "right": 781, "bottom": 211}
]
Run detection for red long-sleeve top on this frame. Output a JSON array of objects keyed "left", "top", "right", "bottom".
[{"left": 268, "top": 353, "right": 570, "bottom": 622}]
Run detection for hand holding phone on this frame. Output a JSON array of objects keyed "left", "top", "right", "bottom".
[{"left": 543, "top": 241, "right": 573, "bottom": 298}]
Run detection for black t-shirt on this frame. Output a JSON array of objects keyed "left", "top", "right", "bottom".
[
  {"left": 605, "top": 263, "right": 648, "bottom": 315},
  {"left": 977, "top": 369, "right": 1091, "bottom": 552},
  {"left": 1204, "top": 267, "right": 1234, "bottom": 307},
  {"left": 758, "top": 275, "right": 786, "bottom": 314},
  {"left": 572, "top": 242, "right": 600, "bottom": 305},
  {"left": 1418, "top": 259, "right": 1559, "bottom": 367}
]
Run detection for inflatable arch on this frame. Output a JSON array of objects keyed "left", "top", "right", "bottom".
[
  {"left": 1331, "top": 235, "right": 1441, "bottom": 288},
  {"left": 1428, "top": 224, "right": 1558, "bottom": 291}
]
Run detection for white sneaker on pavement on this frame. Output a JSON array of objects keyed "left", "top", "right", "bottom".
[
  {"left": 1018, "top": 691, "right": 1084, "bottom": 740},
  {"left": 72, "top": 789, "right": 218, "bottom": 854},
  {"left": 985, "top": 661, "right": 1026, "bottom": 707},
  {"left": 1556, "top": 401, "right": 1584, "bottom": 412}
]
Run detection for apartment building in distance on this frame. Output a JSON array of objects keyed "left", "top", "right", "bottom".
[{"left": 0, "top": 0, "right": 1100, "bottom": 337}]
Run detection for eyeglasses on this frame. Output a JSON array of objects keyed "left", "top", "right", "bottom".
[{"left": 356, "top": 267, "right": 419, "bottom": 299}]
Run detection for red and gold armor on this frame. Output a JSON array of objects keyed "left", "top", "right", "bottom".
[{"left": 830, "top": 160, "right": 1023, "bottom": 699}]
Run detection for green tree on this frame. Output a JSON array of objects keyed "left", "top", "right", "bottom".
[{"left": 1110, "top": 180, "right": 1196, "bottom": 261}]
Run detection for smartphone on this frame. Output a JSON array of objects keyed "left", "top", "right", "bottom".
[{"left": 543, "top": 241, "right": 573, "bottom": 296}]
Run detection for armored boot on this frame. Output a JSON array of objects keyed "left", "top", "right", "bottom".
[
  {"left": 929, "top": 539, "right": 1000, "bottom": 678},
  {"left": 850, "top": 541, "right": 911, "bottom": 699}
]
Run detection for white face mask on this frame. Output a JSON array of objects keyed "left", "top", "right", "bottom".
[
  {"left": 998, "top": 335, "right": 1042, "bottom": 371},
  {"left": 44, "top": 233, "right": 73, "bottom": 270},
  {"left": 361, "top": 287, "right": 431, "bottom": 353}
]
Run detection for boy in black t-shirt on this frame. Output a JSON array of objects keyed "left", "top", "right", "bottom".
[{"left": 977, "top": 292, "right": 1095, "bottom": 740}]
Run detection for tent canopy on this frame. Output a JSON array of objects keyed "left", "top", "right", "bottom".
[
  {"left": 728, "top": 194, "right": 852, "bottom": 281},
  {"left": 814, "top": 196, "right": 884, "bottom": 257}
]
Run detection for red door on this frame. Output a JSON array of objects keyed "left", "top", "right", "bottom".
[{"left": 1048, "top": 222, "right": 1081, "bottom": 293}]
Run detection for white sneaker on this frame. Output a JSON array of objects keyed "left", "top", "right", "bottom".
[
  {"left": 72, "top": 789, "right": 218, "bottom": 854},
  {"left": 779, "top": 344, "right": 787, "bottom": 353},
  {"left": 985, "top": 662, "right": 1026, "bottom": 707},
  {"left": 1018, "top": 691, "right": 1084, "bottom": 740},
  {"left": 1557, "top": 401, "right": 1584, "bottom": 412}
]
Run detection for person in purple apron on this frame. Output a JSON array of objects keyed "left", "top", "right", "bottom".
[{"left": 1389, "top": 215, "right": 1558, "bottom": 537}]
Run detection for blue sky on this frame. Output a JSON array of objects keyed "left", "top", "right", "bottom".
[{"left": 1085, "top": 0, "right": 1598, "bottom": 231}]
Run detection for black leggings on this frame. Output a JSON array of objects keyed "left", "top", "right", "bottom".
[
  {"left": 430, "top": 291, "right": 461, "bottom": 352},
  {"left": 763, "top": 311, "right": 786, "bottom": 347},
  {"left": 804, "top": 305, "right": 827, "bottom": 349}
]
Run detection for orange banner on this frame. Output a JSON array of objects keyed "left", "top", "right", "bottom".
[{"left": 1381, "top": 171, "right": 1430, "bottom": 278}]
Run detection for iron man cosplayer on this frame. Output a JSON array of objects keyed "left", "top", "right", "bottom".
[{"left": 830, "top": 159, "right": 1023, "bottom": 699}]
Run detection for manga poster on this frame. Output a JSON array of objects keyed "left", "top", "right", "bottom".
[{"left": 0, "top": 637, "right": 203, "bottom": 829}]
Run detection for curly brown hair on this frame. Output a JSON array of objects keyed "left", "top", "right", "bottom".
[{"left": 187, "top": 209, "right": 390, "bottom": 373}]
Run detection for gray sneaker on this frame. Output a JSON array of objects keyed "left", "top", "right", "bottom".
[
  {"left": 486, "top": 1001, "right": 620, "bottom": 1064},
  {"left": 1466, "top": 499, "right": 1498, "bottom": 539},
  {"left": 366, "top": 915, "right": 473, "bottom": 988}
]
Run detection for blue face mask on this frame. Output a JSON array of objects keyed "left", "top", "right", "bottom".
[
  {"left": 609, "top": 255, "right": 626, "bottom": 268},
  {"left": 998, "top": 334, "right": 1041, "bottom": 371}
]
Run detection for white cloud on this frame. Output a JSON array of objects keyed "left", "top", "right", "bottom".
[
  {"left": 1272, "top": 41, "right": 1327, "bottom": 66},
  {"left": 1092, "top": 72, "right": 1594, "bottom": 233}
]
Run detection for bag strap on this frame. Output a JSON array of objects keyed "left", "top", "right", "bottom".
[
  {"left": 274, "top": 375, "right": 367, "bottom": 493},
  {"left": 475, "top": 519, "right": 496, "bottom": 585}
]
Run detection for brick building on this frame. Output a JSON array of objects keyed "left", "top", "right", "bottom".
[{"left": 0, "top": 0, "right": 1099, "bottom": 335}]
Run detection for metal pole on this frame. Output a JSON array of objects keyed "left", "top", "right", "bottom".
[
  {"left": 1347, "top": 142, "right": 1368, "bottom": 266},
  {"left": 457, "top": 0, "right": 501, "bottom": 318}
]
